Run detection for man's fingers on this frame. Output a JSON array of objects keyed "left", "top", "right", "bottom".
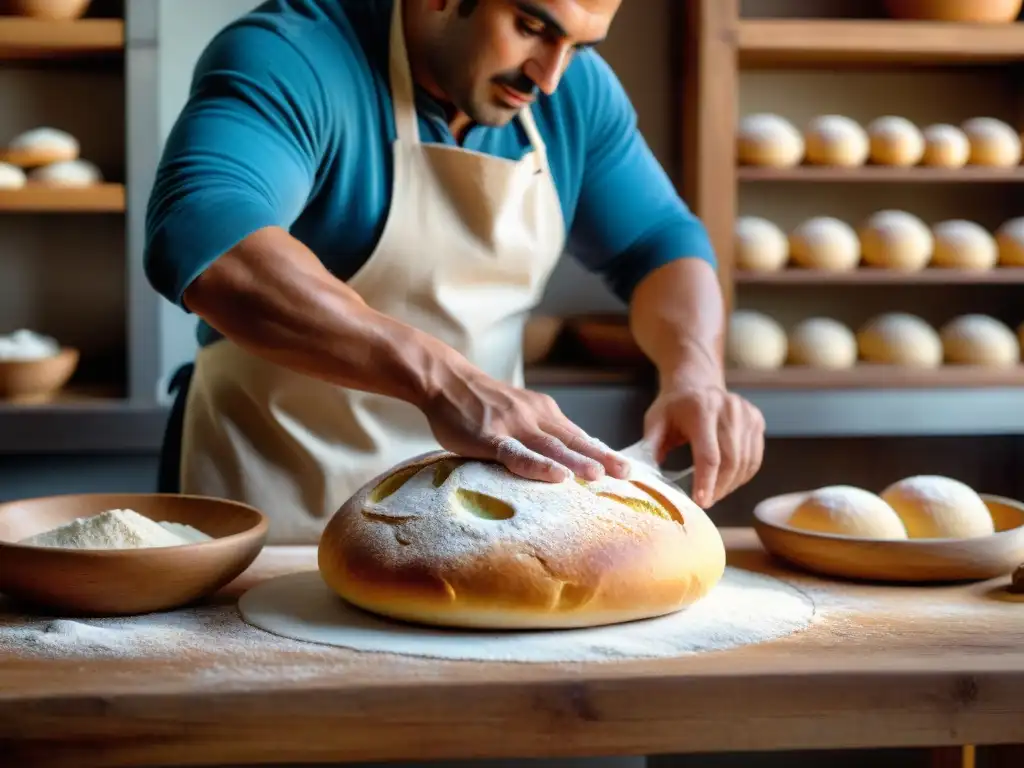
[
  {"left": 545, "top": 424, "right": 632, "bottom": 479},
  {"left": 688, "top": 408, "right": 721, "bottom": 508},
  {"left": 494, "top": 436, "right": 571, "bottom": 483},
  {"left": 520, "top": 432, "right": 606, "bottom": 481}
]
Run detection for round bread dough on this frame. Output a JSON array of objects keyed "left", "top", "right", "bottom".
[
  {"left": 921, "top": 124, "right": 970, "bottom": 168},
  {"left": 867, "top": 116, "right": 925, "bottom": 167},
  {"left": 787, "top": 317, "right": 858, "bottom": 369},
  {"left": 737, "top": 114, "right": 805, "bottom": 167},
  {"left": 28, "top": 159, "right": 102, "bottom": 187},
  {"left": 930, "top": 220, "right": 998, "bottom": 271},
  {"left": 857, "top": 313, "right": 943, "bottom": 367},
  {"left": 880, "top": 475, "right": 995, "bottom": 539},
  {"left": 735, "top": 216, "right": 789, "bottom": 272},
  {"left": 317, "top": 452, "right": 727, "bottom": 630},
  {"left": 0, "top": 161, "right": 26, "bottom": 190},
  {"left": 784, "top": 485, "right": 908, "bottom": 540},
  {"left": 804, "top": 115, "right": 870, "bottom": 167},
  {"left": 858, "top": 210, "right": 934, "bottom": 271},
  {"left": 939, "top": 314, "right": 1020, "bottom": 367},
  {"left": 3, "top": 127, "right": 79, "bottom": 168},
  {"left": 789, "top": 216, "right": 861, "bottom": 271},
  {"left": 727, "top": 310, "right": 788, "bottom": 370},
  {"left": 995, "top": 217, "right": 1024, "bottom": 266},
  {"left": 961, "top": 117, "right": 1022, "bottom": 167}
]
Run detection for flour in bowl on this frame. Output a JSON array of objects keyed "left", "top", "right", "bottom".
[
  {"left": 0, "top": 329, "right": 60, "bottom": 360},
  {"left": 18, "top": 508, "right": 212, "bottom": 550}
]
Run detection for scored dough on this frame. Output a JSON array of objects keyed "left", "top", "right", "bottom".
[
  {"left": 995, "top": 217, "right": 1024, "bottom": 266},
  {"left": 735, "top": 216, "right": 789, "bottom": 272},
  {"left": 784, "top": 485, "right": 908, "bottom": 540},
  {"left": 880, "top": 475, "right": 995, "bottom": 539},
  {"left": 737, "top": 113, "right": 805, "bottom": 167},
  {"left": 789, "top": 216, "right": 861, "bottom": 271},
  {"left": 858, "top": 210, "right": 934, "bottom": 271},
  {"left": 804, "top": 115, "right": 870, "bottom": 167},
  {"left": 939, "top": 314, "right": 1020, "bottom": 367},
  {"left": 867, "top": 116, "right": 925, "bottom": 167},
  {"left": 728, "top": 310, "right": 788, "bottom": 370},
  {"left": 961, "top": 117, "right": 1022, "bottom": 167},
  {"left": 920, "top": 124, "right": 970, "bottom": 168},
  {"left": 787, "top": 317, "right": 858, "bottom": 369},
  {"left": 930, "top": 220, "right": 998, "bottom": 271},
  {"left": 857, "top": 312, "right": 943, "bottom": 368}
]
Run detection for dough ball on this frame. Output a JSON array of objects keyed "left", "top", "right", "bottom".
[
  {"left": 880, "top": 475, "right": 995, "bottom": 539},
  {"left": 857, "top": 313, "right": 943, "bottom": 367},
  {"left": 995, "top": 217, "right": 1024, "bottom": 266},
  {"left": 804, "top": 115, "right": 870, "bottom": 167},
  {"left": 962, "top": 117, "right": 1022, "bottom": 167},
  {"left": 930, "top": 220, "right": 997, "bottom": 271},
  {"left": 317, "top": 452, "right": 727, "bottom": 629},
  {"left": 785, "top": 485, "right": 908, "bottom": 540},
  {"left": 867, "top": 116, "right": 925, "bottom": 167},
  {"left": 28, "top": 159, "right": 102, "bottom": 187},
  {"left": 735, "top": 217, "right": 789, "bottom": 272},
  {"left": 0, "top": 161, "right": 26, "bottom": 190},
  {"left": 737, "top": 114, "right": 805, "bottom": 167},
  {"left": 3, "top": 126, "right": 79, "bottom": 167},
  {"left": 921, "top": 124, "right": 970, "bottom": 168},
  {"left": 939, "top": 314, "right": 1019, "bottom": 367},
  {"left": 787, "top": 317, "right": 858, "bottom": 369},
  {"left": 727, "top": 310, "right": 788, "bottom": 370},
  {"left": 789, "top": 216, "right": 861, "bottom": 271},
  {"left": 858, "top": 210, "right": 934, "bottom": 271}
]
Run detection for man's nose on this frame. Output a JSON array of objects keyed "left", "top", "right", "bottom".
[{"left": 524, "top": 45, "right": 571, "bottom": 95}]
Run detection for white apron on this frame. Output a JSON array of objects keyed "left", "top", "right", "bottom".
[{"left": 178, "top": 0, "right": 566, "bottom": 544}]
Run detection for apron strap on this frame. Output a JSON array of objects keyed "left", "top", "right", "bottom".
[
  {"left": 389, "top": 0, "right": 421, "bottom": 144},
  {"left": 518, "top": 106, "right": 549, "bottom": 169}
]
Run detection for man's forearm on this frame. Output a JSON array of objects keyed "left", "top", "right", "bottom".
[
  {"left": 181, "top": 226, "right": 466, "bottom": 407},
  {"left": 628, "top": 258, "right": 725, "bottom": 389}
]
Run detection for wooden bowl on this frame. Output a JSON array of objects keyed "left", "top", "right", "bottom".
[
  {"left": 523, "top": 315, "right": 564, "bottom": 365},
  {"left": 0, "top": 347, "right": 78, "bottom": 402},
  {"left": 753, "top": 490, "right": 1024, "bottom": 582},
  {"left": 566, "top": 314, "right": 647, "bottom": 365},
  {"left": 885, "top": 0, "right": 1023, "bottom": 22},
  {"left": 0, "top": 493, "right": 268, "bottom": 615},
  {"left": 5, "top": 0, "right": 92, "bottom": 20}
]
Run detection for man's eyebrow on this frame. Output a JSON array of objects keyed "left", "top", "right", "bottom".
[{"left": 512, "top": 1, "right": 606, "bottom": 48}]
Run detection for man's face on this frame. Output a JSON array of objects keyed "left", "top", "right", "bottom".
[{"left": 429, "top": 0, "right": 620, "bottom": 127}]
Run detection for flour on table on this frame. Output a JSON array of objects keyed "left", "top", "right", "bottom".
[
  {"left": 18, "top": 508, "right": 211, "bottom": 550},
  {"left": 237, "top": 566, "right": 818, "bottom": 663},
  {"left": 0, "top": 329, "right": 60, "bottom": 360}
]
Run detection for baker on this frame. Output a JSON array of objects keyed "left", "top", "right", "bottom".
[{"left": 144, "top": 0, "right": 765, "bottom": 545}]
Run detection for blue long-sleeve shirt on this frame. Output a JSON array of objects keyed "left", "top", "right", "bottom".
[{"left": 144, "top": 0, "right": 716, "bottom": 348}]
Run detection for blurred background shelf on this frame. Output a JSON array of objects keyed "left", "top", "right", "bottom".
[
  {"left": 734, "top": 268, "right": 1024, "bottom": 285},
  {"left": 727, "top": 365, "right": 1024, "bottom": 390},
  {"left": 0, "top": 18, "right": 124, "bottom": 60},
  {"left": 738, "top": 166, "right": 1024, "bottom": 183},
  {"left": 0, "top": 183, "right": 125, "bottom": 212}
]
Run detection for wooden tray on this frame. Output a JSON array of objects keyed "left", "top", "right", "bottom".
[{"left": 753, "top": 490, "right": 1024, "bottom": 583}]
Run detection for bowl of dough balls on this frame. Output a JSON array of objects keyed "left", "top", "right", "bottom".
[
  {"left": 0, "top": 493, "right": 269, "bottom": 616},
  {"left": 0, "top": 329, "right": 79, "bottom": 402},
  {"left": 753, "top": 476, "right": 1024, "bottom": 583}
]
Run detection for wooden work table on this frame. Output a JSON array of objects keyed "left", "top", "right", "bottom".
[{"left": 1, "top": 528, "right": 1022, "bottom": 767}]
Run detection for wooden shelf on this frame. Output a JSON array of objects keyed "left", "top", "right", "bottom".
[
  {"left": 525, "top": 365, "right": 648, "bottom": 387},
  {"left": 727, "top": 365, "right": 1024, "bottom": 390},
  {"left": 738, "top": 166, "right": 1024, "bottom": 183},
  {"left": 0, "top": 18, "right": 123, "bottom": 60},
  {"left": 735, "top": 268, "right": 1024, "bottom": 286},
  {"left": 0, "top": 183, "right": 124, "bottom": 212},
  {"left": 738, "top": 19, "right": 1024, "bottom": 67}
]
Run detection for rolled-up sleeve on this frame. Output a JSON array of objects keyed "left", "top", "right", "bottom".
[
  {"left": 144, "top": 24, "right": 331, "bottom": 311},
  {"left": 566, "top": 54, "right": 717, "bottom": 303}
]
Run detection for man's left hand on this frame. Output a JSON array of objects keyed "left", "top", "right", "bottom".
[{"left": 643, "top": 378, "right": 765, "bottom": 509}]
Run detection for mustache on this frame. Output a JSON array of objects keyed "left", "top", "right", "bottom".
[{"left": 492, "top": 71, "right": 537, "bottom": 98}]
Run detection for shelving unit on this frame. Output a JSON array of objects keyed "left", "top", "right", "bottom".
[{"left": 0, "top": 17, "right": 124, "bottom": 59}]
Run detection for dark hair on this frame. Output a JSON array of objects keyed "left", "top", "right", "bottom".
[{"left": 457, "top": 0, "right": 480, "bottom": 16}]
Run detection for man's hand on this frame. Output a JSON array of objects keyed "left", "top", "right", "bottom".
[
  {"left": 422, "top": 369, "right": 632, "bottom": 484},
  {"left": 643, "top": 378, "right": 765, "bottom": 509}
]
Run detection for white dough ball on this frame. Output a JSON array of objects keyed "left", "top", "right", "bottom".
[
  {"left": 930, "top": 220, "right": 997, "bottom": 271},
  {"left": 804, "top": 115, "right": 870, "bottom": 167},
  {"left": 995, "top": 217, "right": 1024, "bottom": 266},
  {"left": 789, "top": 217, "right": 861, "bottom": 271},
  {"left": 787, "top": 317, "right": 858, "bottom": 369},
  {"left": 727, "top": 310, "right": 787, "bottom": 370},
  {"left": 785, "top": 485, "right": 908, "bottom": 540},
  {"left": 867, "top": 116, "right": 924, "bottom": 167},
  {"left": 939, "top": 314, "right": 1019, "bottom": 367},
  {"left": 0, "top": 161, "right": 26, "bottom": 189},
  {"left": 858, "top": 210, "right": 934, "bottom": 271},
  {"left": 961, "top": 117, "right": 1022, "bottom": 167},
  {"left": 735, "top": 217, "right": 789, "bottom": 272},
  {"left": 857, "top": 313, "right": 943, "bottom": 368},
  {"left": 28, "top": 159, "right": 102, "bottom": 187},
  {"left": 921, "top": 124, "right": 970, "bottom": 168},
  {"left": 881, "top": 475, "right": 995, "bottom": 540},
  {"left": 737, "top": 114, "right": 805, "bottom": 167}
]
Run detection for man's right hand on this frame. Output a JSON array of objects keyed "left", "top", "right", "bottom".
[{"left": 421, "top": 368, "right": 632, "bottom": 484}]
